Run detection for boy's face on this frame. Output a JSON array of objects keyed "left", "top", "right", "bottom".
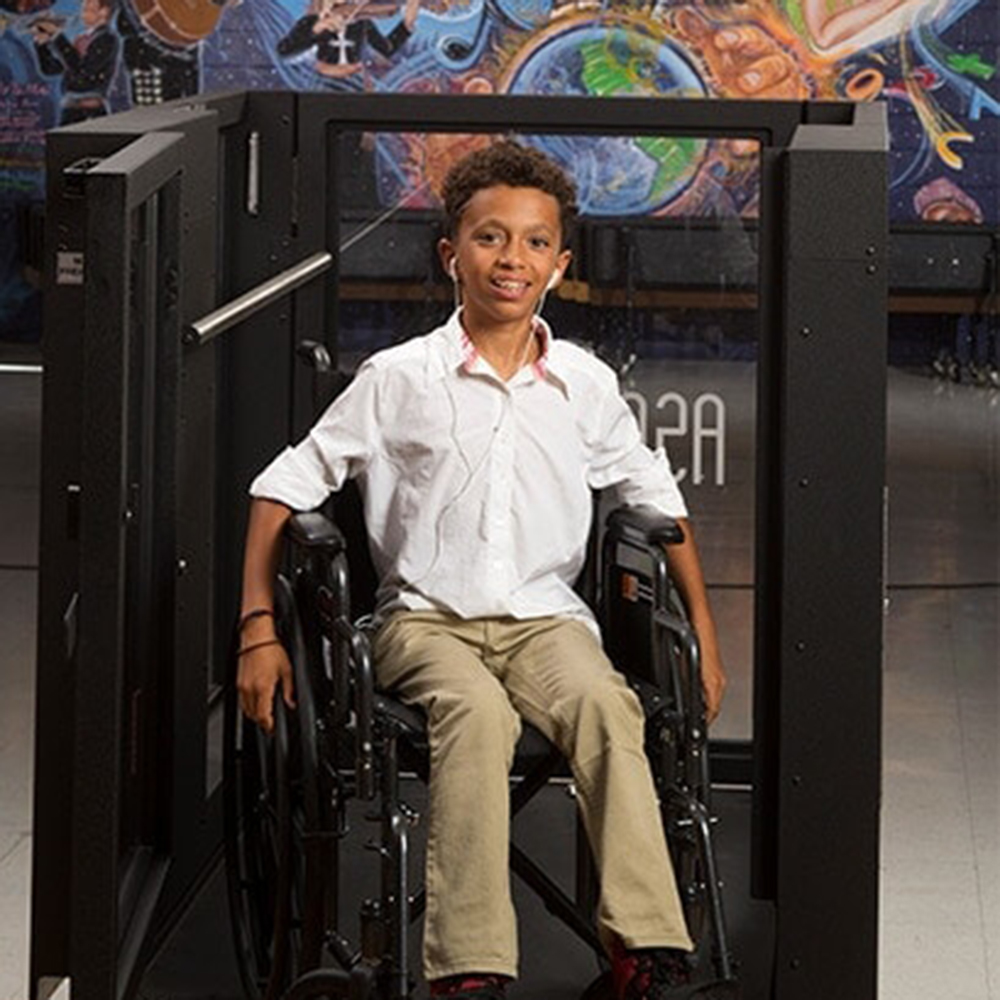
[{"left": 439, "top": 184, "right": 571, "bottom": 335}]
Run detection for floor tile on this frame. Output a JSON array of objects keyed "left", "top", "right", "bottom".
[
  {"left": 0, "top": 572, "right": 37, "bottom": 832},
  {"left": 0, "top": 834, "right": 31, "bottom": 1000},
  {"left": 879, "top": 919, "right": 990, "bottom": 1000}
]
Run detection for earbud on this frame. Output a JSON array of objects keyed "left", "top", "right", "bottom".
[
  {"left": 448, "top": 258, "right": 459, "bottom": 282},
  {"left": 546, "top": 269, "right": 562, "bottom": 292}
]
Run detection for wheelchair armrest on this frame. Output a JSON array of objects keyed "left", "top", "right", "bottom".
[
  {"left": 285, "top": 510, "right": 346, "bottom": 554},
  {"left": 605, "top": 504, "right": 684, "bottom": 548}
]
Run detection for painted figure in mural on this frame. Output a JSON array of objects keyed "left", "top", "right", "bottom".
[
  {"left": 278, "top": 0, "right": 420, "bottom": 79},
  {"left": 29, "top": 0, "right": 118, "bottom": 124},
  {"left": 115, "top": 0, "right": 236, "bottom": 105}
]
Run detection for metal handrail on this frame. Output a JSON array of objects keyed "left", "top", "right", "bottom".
[{"left": 184, "top": 250, "right": 333, "bottom": 346}]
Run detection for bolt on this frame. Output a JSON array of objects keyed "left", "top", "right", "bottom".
[
  {"left": 800, "top": 326, "right": 812, "bottom": 338},
  {"left": 866, "top": 263, "right": 878, "bottom": 275},
  {"left": 799, "top": 477, "right": 810, "bottom": 488},
  {"left": 177, "top": 558, "right": 188, "bottom": 575}
]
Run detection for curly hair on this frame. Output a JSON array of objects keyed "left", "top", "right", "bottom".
[{"left": 440, "top": 139, "right": 578, "bottom": 247}]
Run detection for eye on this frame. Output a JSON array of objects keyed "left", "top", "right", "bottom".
[
  {"left": 474, "top": 230, "right": 501, "bottom": 245},
  {"left": 528, "top": 235, "right": 552, "bottom": 250}
]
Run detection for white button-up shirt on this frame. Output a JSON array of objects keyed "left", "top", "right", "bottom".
[{"left": 250, "top": 311, "right": 687, "bottom": 629}]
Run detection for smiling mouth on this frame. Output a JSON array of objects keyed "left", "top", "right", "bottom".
[{"left": 491, "top": 277, "right": 530, "bottom": 294}]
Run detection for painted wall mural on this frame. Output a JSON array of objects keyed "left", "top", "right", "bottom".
[{"left": 0, "top": 0, "right": 997, "bottom": 337}]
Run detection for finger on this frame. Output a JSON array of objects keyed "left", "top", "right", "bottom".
[
  {"left": 237, "top": 676, "right": 255, "bottom": 721},
  {"left": 714, "top": 25, "right": 772, "bottom": 58},
  {"left": 258, "top": 692, "right": 274, "bottom": 734},
  {"left": 280, "top": 664, "right": 297, "bottom": 709},
  {"left": 736, "top": 54, "right": 793, "bottom": 95},
  {"left": 673, "top": 7, "right": 713, "bottom": 43},
  {"left": 706, "top": 695, "right": 721, "bottom": 725}
]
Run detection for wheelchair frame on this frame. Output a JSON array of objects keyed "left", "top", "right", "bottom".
[{"left": 223, "top": 502, "right": 737, "bottom": 1000}]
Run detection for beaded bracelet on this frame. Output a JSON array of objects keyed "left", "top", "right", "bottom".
[
  {"left": 237, "top": 638, "right": 283, "bottom": 658},
  {"left": 238, "top": 607, "right": 275, "bottom": 632}
]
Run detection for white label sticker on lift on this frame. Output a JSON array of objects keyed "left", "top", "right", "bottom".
[{"left": 56, "top": 251, "right": 84, "bottom": 285}]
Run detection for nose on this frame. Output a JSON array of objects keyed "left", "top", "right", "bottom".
[{"left": 498, "top": 239, "right": 527, "bottom": 269}]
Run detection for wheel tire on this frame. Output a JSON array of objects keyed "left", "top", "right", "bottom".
[
  {"left": 223, "top": 576, "right": 329, "bottom": 999},
  {"left": 224, "top": 682, "right": 296, "bottom": 1000}
]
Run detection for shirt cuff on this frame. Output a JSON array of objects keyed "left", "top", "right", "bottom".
[{"left": 249, "top": 445, "right": 330, "bottom": 511}]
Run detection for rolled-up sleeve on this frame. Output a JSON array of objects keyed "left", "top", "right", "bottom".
[
  {"left": 586, "top": 372, "right": 688, "bottom": 519},
  {"left": 249, "top": 362, "right": 380, "bottom": 510}
]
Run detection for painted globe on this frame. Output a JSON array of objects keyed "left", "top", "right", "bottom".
[{"left": 505, "top": 18, "right": 709, "bottom": 215}]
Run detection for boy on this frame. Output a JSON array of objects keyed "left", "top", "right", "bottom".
[{"left": 238, "top": 140, "right": 727, "bottom": 1000}]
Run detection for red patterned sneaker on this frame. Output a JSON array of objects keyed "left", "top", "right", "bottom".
[
  {"left": 428, "top": 974, "right": 509, "bottom": 999},
  {"left": 611, "top": 938, "right": 692, "bottom": 1000}
]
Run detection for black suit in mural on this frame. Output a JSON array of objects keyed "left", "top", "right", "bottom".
[{"left": 277, "top": 11, "right": 411, "bottom": 78}]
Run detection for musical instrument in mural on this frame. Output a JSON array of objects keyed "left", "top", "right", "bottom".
[
  {"left": 129, "top": 0, "right": 230, "bottom": 47},
  {"left": 316, "top": 0, "right": 404, "bottom": 20}
]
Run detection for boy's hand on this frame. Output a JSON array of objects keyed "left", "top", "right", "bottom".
[
  {"left": 699, "top": 643, "right": 727, "bottom": 726},
  {"left": 237, "top": 621, "right": 296, "bottom": 733}
]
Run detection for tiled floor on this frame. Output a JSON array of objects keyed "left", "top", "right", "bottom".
[
  {"left": 0, "top": 362, "right": 996, "bottom": 999},
  {"left": 1, "top": 364, "right": 41, "bottom": 1000}
]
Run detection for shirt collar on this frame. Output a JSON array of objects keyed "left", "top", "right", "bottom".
[{"left": 439, "top": 309, "right": 570, "bottom": 396}]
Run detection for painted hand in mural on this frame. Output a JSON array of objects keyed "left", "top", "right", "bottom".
[
  {"left": 27, "top": 13, "right": 59, "bottom": 42},
  {"left": 801, "top": 0, "right": 949, "bottom": 55},
  {"left": 675, "top": 9, "right": 810, "bottom": 99}
]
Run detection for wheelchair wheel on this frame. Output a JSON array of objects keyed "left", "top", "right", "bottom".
[
  {"left": 224, "top": 685, "right": 297, "bottom": 1000},
  {"left": 223, "top": 577, "right": 330, "bottom": 999}
]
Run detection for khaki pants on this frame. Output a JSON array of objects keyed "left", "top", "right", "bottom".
[{"left": 372, "top": 611, "right": 693, "bottom": 982}]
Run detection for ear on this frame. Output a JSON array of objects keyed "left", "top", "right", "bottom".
[
  {"left": 438, "top": 238, "right": 458, "bottom": 282},
  {"left": 546, "top": 248, "right": 572, "bottom": 292}
]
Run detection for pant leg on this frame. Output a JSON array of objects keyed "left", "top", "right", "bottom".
[
  {"left": 492, "top": 617, "right": 694, "bottom": 954},
  {"left": 373, "top": 612, "right": 522, "bottom": 981}
]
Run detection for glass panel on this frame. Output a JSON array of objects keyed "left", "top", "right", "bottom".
[{"left": 335, "top": 128, "right": 759, "bottom": 742}]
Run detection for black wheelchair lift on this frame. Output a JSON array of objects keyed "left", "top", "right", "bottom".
[{"left": 31, "top": 93, "right": 887, "bottom": 1000}]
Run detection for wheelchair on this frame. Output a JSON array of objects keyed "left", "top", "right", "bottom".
[{"left": 223, "top": 476, "right": 739, "bottom": 1000}]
